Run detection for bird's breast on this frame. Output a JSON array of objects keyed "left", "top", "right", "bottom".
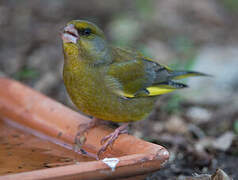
[
  {"left": 63, "top": 64, "right": 156, "bottom": 122},
  {"left": 63, "top": 65, "right": 111, "bottom": 112}
]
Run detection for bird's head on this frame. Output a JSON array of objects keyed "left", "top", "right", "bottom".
[{"left": 61, "top": 20, "right": 111, "bottom": 65}]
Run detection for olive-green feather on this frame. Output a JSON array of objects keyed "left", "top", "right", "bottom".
[
  {"left": 107, "top": 47, "right": 208, "bottom": 98},
  {"left": 62, "top": 20, "right": 209, "bottom": 123}
]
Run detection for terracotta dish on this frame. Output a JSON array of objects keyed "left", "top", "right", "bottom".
[{"left": 0, "top": 77, "right": 169, "bottom": 180}]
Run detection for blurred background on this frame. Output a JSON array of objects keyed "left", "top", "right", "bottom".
[{"left": 0, "top": 0, "right": 238, "bottom": 179}]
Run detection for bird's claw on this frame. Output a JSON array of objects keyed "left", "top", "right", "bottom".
[
  {"left": 97, "top": 123, "right": 129, "bottom": 159},
  {"left": 73, "top": 118, "right": 100, "bottom": 159},
  {"left": 100, "top": 129, "right": 128, "bottom": 145}
]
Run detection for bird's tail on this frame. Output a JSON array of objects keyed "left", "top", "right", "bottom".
[
  {"left": 169, "top": 70, "right": 210, "bottom": 80},
  {"left": 143, "top": 69, "right": 210, "bottom": 97},
  {"left": 152, "top": 70, "right": 210, "bottom": 93}
]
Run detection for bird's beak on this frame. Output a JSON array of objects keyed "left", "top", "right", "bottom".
[{"left": 61, "top": 24, "right": 79, "bottom": 44}]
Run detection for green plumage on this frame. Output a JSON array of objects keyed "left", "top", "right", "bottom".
[{"left": 62, "top": 20, "right": 207, "bottom": 123}]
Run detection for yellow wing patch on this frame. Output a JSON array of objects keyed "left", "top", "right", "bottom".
[
  {"left": 146, "top": 86, "right": 176, "bottom": 96},
  {"left": 115, "top": 90, "right": 135, "bottom": 98},
  {"left": 115, "top": 85, "right": 177, "bottom": 98}
]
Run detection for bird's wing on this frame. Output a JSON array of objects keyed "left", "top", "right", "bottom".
[
  {"left": 111, "top": 47, "right": 173, "bottom": 70},
  {"left": 111, "top": 47, "right": 143, "bottom": 63},
  {"left": 105, "top": 57, "right": 186, "bottom": 98},
  {"left": 106, "top": 47, "right": 207, "bottom": 99}
]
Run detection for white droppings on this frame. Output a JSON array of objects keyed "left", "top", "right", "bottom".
[
  {"left": 102, "top": 158, "right": 120, "bottom": 172},
  {"left": 161, "top": 150, "right": 169, "bottom": 157}
]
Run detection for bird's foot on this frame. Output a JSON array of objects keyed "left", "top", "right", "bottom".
[
  {"left": 74, "top": 118, "right": 96, "bottom": 144},
  {"left": 97, "top": 123, "right": 129, "bottom": 159},
  {"left": 74, "top": 117, "right": 99, "bottom": 159}
]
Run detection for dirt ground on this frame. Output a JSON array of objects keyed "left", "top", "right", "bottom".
[{"left": 0, "top": 0, "right": 238, "bottom": 179}]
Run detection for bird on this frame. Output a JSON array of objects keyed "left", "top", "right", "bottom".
[{"left": 61, "top": 20, "right": 208, "bottom": 159}]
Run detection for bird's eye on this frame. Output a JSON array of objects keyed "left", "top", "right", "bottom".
[{"left": 81, "top": 28, "right": 92, "bottom": 36}]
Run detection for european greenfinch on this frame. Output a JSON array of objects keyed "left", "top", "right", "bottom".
[{"left": 61, "top": 20, "right": 207, "bottom": 158}]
